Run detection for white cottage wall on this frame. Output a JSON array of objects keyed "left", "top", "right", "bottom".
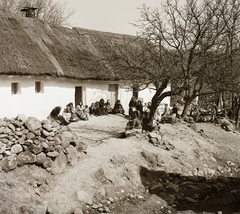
[
  {"left": 0, "top": 76, "right": 171, "bottom": 119},
  {"left": 138, "top": 83, "right": 171, "bottom": 106},
  {"left": 0, "top": 76, "right": 134, "bottom": 119},
  {"left": 85, "top": 82, "right": 133, "bottom": 115},
  {"left": 0, "top": 76, "right": 80, "bottom": 119}
]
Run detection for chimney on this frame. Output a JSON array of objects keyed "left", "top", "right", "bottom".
[{"left": 20, "top": 7, "right": 37, "bottom": 18}]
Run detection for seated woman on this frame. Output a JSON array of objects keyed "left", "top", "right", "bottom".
[
  {"left": 47, "top": 106, "right": 64, "bottom": 124},
  {"left": 76, "top": 101, "right": 87, "bottom": 120},
  {"left": 112, "top": 99, "right": 125, "bottom": 115},
  {"left": 89, "top": 103, "right": 96, "bottom": 116},
  {"left": 96, "top": 99, "right": 106, "bottom": 116},
  {"left": 83, "top": 105, "right": 90, "bottom": 120},
  {"left": 105, "top": 99, "right": 112, "bottom": 114},
  {"left": 125, "top": 110, "right": 142, "bottom": 130},
  {"left": 63, "top": 102, "right": 79, "bottom": 123}
]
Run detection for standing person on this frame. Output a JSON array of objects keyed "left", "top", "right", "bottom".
[
  {"left": 171, "top": 103, "right": 180, "bottom": 118},
  {"left": 154, "top": 101, "right": 164, "bottom": 125},
  {"left": 136, "top": 99, "right": 143, "bottom": 119},
  {"left": 129, "top": 97, "right": 137, "bottom": 117},
  {"left": 113, "top": 99, "right": 125, "bottom": 114},
  {"left": 161, "top": 103, "right": 171, "bottom": 123}
]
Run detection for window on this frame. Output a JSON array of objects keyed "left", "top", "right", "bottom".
[
  {"left": 35, "top": 81, "right": 44, "bottom": 93},
  {"left": 11, "top": 82, "right": 21, "bottom": 95},
  {"left": 108, "top": 84, "right": 118, "bottom": 92}
]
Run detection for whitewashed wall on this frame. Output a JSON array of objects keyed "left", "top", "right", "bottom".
[
  {"left": 0, "top": 76, "right": 171, "bottom": 120},
  {"left": 0, "top": 76, "right": 77, "bottom": 119},
  {"left": 0, "top": 76, "right": 133, "bottom": 120},
  {"left": 138, "top": 83, "right": 171, "bottom": 106}
]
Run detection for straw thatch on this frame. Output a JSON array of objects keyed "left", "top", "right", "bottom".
[{"left": 0, "top": 10, "right": 136, "bottom": 80}]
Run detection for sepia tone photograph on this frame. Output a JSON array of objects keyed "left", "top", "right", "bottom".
[{"left": 0, "top": 0, "right": 239, "bottom": 213}]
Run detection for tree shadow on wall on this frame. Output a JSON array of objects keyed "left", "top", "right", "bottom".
[{"left": 140, "top": 166, "right": 240, "bottom": 214}]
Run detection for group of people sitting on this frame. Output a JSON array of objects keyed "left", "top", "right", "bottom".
[
  {"left": 48, "top": 98, "right": 125, "bottom": 125},
  {"left": 126, "top": 97, "right": 180, "bottom": 131},
  {"left": 89, "top": 99, "right": 125, "bottom": 116}
]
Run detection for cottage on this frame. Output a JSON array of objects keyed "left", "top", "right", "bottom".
[{"left": 0, "top": 10, "right": 170, "bottom": 120}]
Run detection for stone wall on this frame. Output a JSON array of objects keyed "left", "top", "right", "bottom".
[{"left": 0, "top": 114, "right": 87, "bottom": 173}]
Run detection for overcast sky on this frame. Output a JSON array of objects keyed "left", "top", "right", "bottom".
[{"left": 62, "top": 0, "right": 169, "bottom": 36}]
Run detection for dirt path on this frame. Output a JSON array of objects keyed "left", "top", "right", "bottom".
[{"left": 0, "top": 114, "right": 240, "bottom": 214}]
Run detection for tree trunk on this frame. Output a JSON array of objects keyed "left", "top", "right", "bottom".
[
  {"left": 235, "top": 100, "right": 240, "bottom": 131},
  {"left": 145, "top": 79, "right": 170, "bottom": 128},
  {"left": 147, "top": 91, "right": 171, "bottom": 127},
  {"left": 181, "top": 93, "right": 197, "bottom": 119}
]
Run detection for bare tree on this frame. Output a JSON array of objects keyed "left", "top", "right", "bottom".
[
  {"left": 104, "top": 0, "right": 240, "bottom": 128},
  {"left": 0, "top": 0, "right": 74, "bottom": 25}
]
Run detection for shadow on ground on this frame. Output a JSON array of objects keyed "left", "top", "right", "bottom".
[{"left": 140, "top": 166, "right": 240, "bottom": 213}]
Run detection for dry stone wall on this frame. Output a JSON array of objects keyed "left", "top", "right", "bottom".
[{"left": 0, "top": 114, "right": 87, "bottom": 173}]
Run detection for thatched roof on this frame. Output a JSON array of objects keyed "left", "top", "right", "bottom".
[{"left": 0, "top": 10, "right": 136, "bottom": 80}]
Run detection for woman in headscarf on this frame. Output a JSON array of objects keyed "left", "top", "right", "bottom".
[{"left": 112, "top": 99, "right": 125, "bottom": 115}]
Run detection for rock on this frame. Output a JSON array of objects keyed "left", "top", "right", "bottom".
[
  {"left": 25, "top": 117, "right": 42, "bottom": 132},
  {"left": 60, "top": 131, "right": 75, "bottom": 148},
  {"left": 74, "top": 207, "right": 83, "bottom": 214},
  {"left": 32, "top": 129, "right": 41, "bottom": 136},
  {"left": 76, "top": 190, "right": 93, "bottom": 205},
  {"left": 218, "top": 118, "right": 234, "bottom": 132},
  {"left": 12, "top": 120, "right": 22, "bottom": 128},
  {"left": 34, "top": 205, "right": 48, "bottom": 214},
  {"left": 46, "top": 136, "right": 54, "bottom": 141},
  {"left": 150, "top": 137, "right": 158, "bottom": 145},
  {"left": 42, "top": 157, "right": 53, "bottom": 169},
  {"left": 51, "top": 151, "right": 67, "bottom": 174},
  {"left": 28, "top": 144, "right": 42, "bottom": 155},
  {"left": 25, "top": 139, "right": 33, "bottom": 145},
  {"left": 185, "top": 196, "right": 198, "bottom": 203},
  {"left": 34, "top": 139, "right": 41, "bottom": 145},
  {"left": 0, "top": 134, "right": 9, "bottom": 139},
  {"left": 36, "top": 152, "right": 47, "bottom": 165},
  {"left": 76, "top": 141, "right": 88, "bottom": 152},
  {"left": 17, "top": 151, "right": 35, "bottom": 167},
  {"left": 42, "top": 123, "right": 52, "bottom": 132},
  {"left": 15, "top": 131, "right": 23, "bottom": 137},
  {"left": 141, "top": 150, "right": 157, "bottom": 169},
  {"left": 42, "top": 119, "right": 52, "bottom": 124},
  {"left": 151, "top": 183, "right": 164, "bottom": 191},
  {"left": 148, "top": 132, "right": 159, "bottom": 138},
  {"left": 41, "top": 142, "right": 49, "bottom": 150},
  {"left": 166, "top": 183, "right": 180, "bottom": 193},
  {"left": 8, "top": 124, "right": 15, "bottom": 132},
  {"left": 16, "top": 114, "right": 28, "bottom": 122},
  {"left": 1, "top": 154, "right": 18, "bottom": 172},
  {"left": 0, "top": 144, "right": 6, "bottom": 153},
  {"left": 42, "top": 130, "right": 50, "bottom": 137},
  {"left": 47, "top": 151, "right": 59, "bottom": 158},
  {"left": 20, "top": 205, "right": 28, "bottom": 213},
  {"left": 54, "top": 136, "right": 62, "bottom": 146},
  {"left": 66, "top": 145, "right": 78, "bottom": 166},
  {"left": 18, "top": 137, "right": 25, "bottom": 144},
  {"left": 10, "top": 144, "right": 23, "bottom": 154},
  {"left": 125, "top": 129, "right": 142, "bottom": 137},
  {"left": 26, "top": 132, "right": 35, "bottom": 139},
  {"left": 4, "top": 150, "right": 11, "bottom": 156}
]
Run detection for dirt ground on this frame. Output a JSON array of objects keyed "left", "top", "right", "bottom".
[{"left": 0, "top": 114, "right": 239, "bottom": 214}]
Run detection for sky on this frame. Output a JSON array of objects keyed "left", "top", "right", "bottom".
[{"left": 61, "top": 0, "right": 164, "bottom": 36}]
